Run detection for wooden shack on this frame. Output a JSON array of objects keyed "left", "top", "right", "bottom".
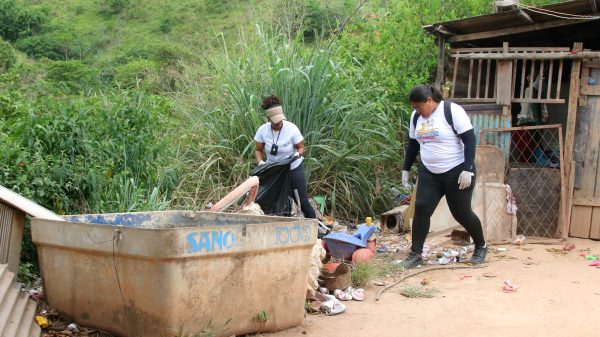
[{"left": 424, "top": 0, "right": 600, "bottom": 239}]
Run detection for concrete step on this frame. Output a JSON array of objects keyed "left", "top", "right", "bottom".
[
  {"left": 0, "top": 266, "right": 14, "bottom": 306},
  {"left": 28, "top": 319, "right": 41, "bottom": 337},
  {"left": 0, "top": 282, "right": 20, "bottom": 330},
  {"left": 14, "top": 299, "right": 37, "bottom": 337},
  {"left": 1, "top": 289, "right": 29, "bottom": 336}
]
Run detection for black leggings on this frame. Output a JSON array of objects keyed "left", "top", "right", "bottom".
[
  {"left": 290, "top": 161, "right": 316, "bottom": 219},
  {"left": 411, "top": 163, "right": 485, "bottom": 254}
]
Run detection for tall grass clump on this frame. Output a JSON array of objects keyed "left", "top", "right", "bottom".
[{"left": 173, "top": 27, "right": 404, "bottom": 218}]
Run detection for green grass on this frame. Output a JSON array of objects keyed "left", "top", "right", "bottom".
[
  {"left": 400, "top": 284, "right": 439, "bottom": 298},
  {"left": 351, "top": 261, "right": 375, "bottom": 287}
]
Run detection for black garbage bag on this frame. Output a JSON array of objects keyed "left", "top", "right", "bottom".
[{"left": 250, "top": 156, "right": 299, "bottom": 216}]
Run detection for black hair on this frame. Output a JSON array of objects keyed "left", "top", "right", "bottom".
[
  {"left": 261, "top": 95, "right": 281, "bottom": 110},
  {"left": 408, "top": 84, "right": 443, "bottom": 103}
]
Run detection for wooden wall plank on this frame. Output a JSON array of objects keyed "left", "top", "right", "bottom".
[
  {"left": 590, "top": 68, "right": 600, "bottom": 239},
  {"left": 496, "top": 60, "right": 513, "bottom": 106},
  {"left": 571, "top": 92, "right": 600, "bottom": 237},
  {"left": 547, "top": 60, "right": 554, "bottom": 99}
]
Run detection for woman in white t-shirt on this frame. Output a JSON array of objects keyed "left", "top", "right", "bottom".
[
  {"left": 400, "top": 85, "right": 487, "bottom": 268},
  {"left": 254, "top": 95, "right": 316, "bottom": 218}
]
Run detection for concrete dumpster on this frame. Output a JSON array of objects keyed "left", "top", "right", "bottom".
[{"left": 31, "top": 211, "right": 317, "bottom": 337}]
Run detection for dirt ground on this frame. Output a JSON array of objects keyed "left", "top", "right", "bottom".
[{"left": 266, "top": 237, "right": 600, "bottom": 337}]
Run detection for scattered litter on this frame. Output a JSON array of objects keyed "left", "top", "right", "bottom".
[
  {"left": 334, "top": 287, "right": 354, "bottom": 301},
  {"left": 589, "top": 260, "right": 600, "bottom": 267},
  {"left": 377, "top": 246, "right": 388, "bottom": 253},
  {"left": 67, "top": 323, "right": 79, "bottom": 333},
  {"left": 505, "top": 185, "right": 517, "bottom": 215},
  {"left": 393, "top": 259, "right": 403, "bottom": 265},
  {"left": 420, "top": 278, "right": 429, "bottom": 285},
  {"left": 563, "top": 243, "right": 576, "bottom": 251},
  {"left": 35, "top": 315, "right": 49, "bottom": 329},
  {"left": 422, "top": 246, "right": 431, "bottom": 259},
  {"left": 318, "top": 287, "right": 329, "bottom": 295},
  {"left": 585, "top": 255, "right": 598, "bottom": 260},
  {"left": 483, "top": 273, "right": 496, "bottom": 278},
  {"left": 437, "top": 257, "right": 451, "bottom": 265},
  {"left": 319, "top": 294, "right": 346, "bottom": 316},
  {"left": 374, "top": 281, "right": 387, "bottom": 286},
  {"left": 502, "top": 280, "right": 519, "bottom": 293},
  {"left": 459, "top": 275, "right": 472, "bottom": 281},
  {"left": 29, "top": 288, "right": 43, "bottom": 302},
  {"left": 513, "top": 234, "right": 526, "bottom": 245},
  {"left": 352, "top": 288, "right": 366, "bottom": 301},
  {"left": 495, "top": 247, "right": 507, "bottom": 252}
]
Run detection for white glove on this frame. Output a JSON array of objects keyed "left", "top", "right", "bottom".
[
  {"left": 401, "top": 170, "right": 411, "bottom": 190},
  {"left": 294, "top": 151, "right": 300, "bottom": 158},
  {"left": 458, "top": 171, "right": 475, "bottom": 190},
  {"left": 258, "top": 160, "right": 266, "bottom": 165}
]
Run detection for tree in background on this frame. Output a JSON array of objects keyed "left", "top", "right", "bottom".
[{"left": 0, "top": 39, "right": 16, "bottom": 73}]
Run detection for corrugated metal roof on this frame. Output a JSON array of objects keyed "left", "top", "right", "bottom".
[{"left": 424, "top": 0, "right": 599, "bottom": 37}]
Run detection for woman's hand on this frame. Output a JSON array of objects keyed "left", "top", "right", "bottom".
[
  {"left": 458, "top": 171, "right": 474, "bottom": 189},
  {"left": 294, "top": 141, "right": 305, "bottom": 157}
]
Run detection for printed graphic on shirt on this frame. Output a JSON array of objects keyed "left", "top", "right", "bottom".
[{"left": 415, "top": 119, "right": 438, "bottom": 142}]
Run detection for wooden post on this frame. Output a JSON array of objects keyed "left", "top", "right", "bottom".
[
  {"left": 564, "top": 42, "right": 583, "bottom": 196},
  {"left": 567, "top": 161, "right": 576, "bottom": 235},
  {"left": 559, "top": 125, "right": 567, "bottom": 239},
  {"left": 435, "top": 35, "right": 446, "bottom": 88},
  {"left": 480, "top": 130, "right": 488, "bottom": 234}
]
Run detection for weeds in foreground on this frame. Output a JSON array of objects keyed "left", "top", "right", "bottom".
[
  {"left": 351, "top": 261, "right": 375, "bottom": 287},
  {"left": 400, "top": 284, "right": 439, "bottom": 298}
]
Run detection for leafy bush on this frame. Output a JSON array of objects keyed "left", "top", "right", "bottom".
[
  {"left": 45, "top": 60, "right": 100, "bottom": 93},
  {"left": 0, "top": 90, "right": 178, "bottom": 214},
  {"left": 98, "top": 0, "right": 129, "bottom": 16},
  {"left": 15, "top": 33, "right": 69, "bottom": 60},
  {"left": 114, "top": 59, "right": 158, "bottom": 89},
  {"left": 0, "top": 39, "right": 16, "bottom": 73},
  {"left": 0, "top": 0, "right": 49, "bottom": 42}
]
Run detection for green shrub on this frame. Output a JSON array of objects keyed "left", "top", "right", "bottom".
[
  {"left": 15, "top": 33, "right": 67, "bottom": 60},
  {"left": 98, "top": 0, "right": 129, "bottom": 16},
  {"left": 0, "top": 0, "right": 49, "bottom": 42},
  {"left": 114, "top": 59, "right": 157, "bottom": 89},
  {"left": 0, "top": 39, "right": 16, "bottom": 73},
  {"left": 45, "top": 60, "right": 99, "bottom": 93},
  {"left": 0, "top": 90, "right": 178, "bottom": 214}
]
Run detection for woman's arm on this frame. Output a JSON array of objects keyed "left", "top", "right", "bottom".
[
  {"left": 294, "top": 141, "right": 305, "bottom": 157},
  {"left": 458, "top": 129, "right": 476, "bottom": 172},
  {"left": 402, "top": 138, "right": 420, "bottom": 171},
  {"left": 255, "top": 141, "right": 265, "bottom": 163}
]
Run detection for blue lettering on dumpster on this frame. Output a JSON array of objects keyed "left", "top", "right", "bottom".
[
  {"left": 187, "top": 230, "right": 237, "bottom": 253},
  {"left": 275, "top": 224, "right": 312, "bottom": 245}
]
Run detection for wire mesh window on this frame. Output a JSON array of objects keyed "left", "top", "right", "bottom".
[{"left": 480, "top": 125, "right": 565, "bottom": 239}]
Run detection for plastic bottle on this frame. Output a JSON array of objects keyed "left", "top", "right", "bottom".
[{"left": 365, "top": 217, "right": 377, "bottom": 254}]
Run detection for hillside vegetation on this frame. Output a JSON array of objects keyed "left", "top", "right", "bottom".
[{"left": 1, "top": 0, "right": 564, "bottom": 224}]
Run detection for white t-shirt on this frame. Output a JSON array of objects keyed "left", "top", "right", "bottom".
[
  {"left": 254, "top": 120, "right": 304, "bottom": 170},
  {"left": 409, "top": 101, "right": 473, "bottom": 174}
]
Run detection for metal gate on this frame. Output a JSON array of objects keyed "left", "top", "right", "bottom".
[{"left": 480, "top": 125, "right": 566, "bottom": 239}]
